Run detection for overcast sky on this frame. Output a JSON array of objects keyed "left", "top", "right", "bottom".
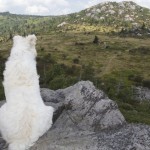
[{"left": 0, "top": 0, "right": 150, "bottom": 16}]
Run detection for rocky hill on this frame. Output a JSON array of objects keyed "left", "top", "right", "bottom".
[
  {"left": 71, "top": 1, "right": 150, "bottom": 27},
  {"left": 0, "top": 1, "right": 150, "bottom": 38},
  {"left": 1, "top": 81, "right": 150, "bottom": 150}
]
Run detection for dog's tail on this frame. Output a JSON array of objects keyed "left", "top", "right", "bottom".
[
  {"left": 9, "top": 107, "right": 35, "bottom": 150},
  {"left": 8, "top": 142, "right": 28, "bottom": 150}
]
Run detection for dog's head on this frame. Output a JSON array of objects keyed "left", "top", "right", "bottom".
[
  {"left": 12, "top": 34, "right": 37, "bottom": 57},
  {"left": 26, "top": 35, "right": 37, "bottom": 47}
]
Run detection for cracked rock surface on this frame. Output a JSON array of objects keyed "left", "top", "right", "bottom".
[{"left": 0, "top": 81, "right": 150, "bottom": 150}]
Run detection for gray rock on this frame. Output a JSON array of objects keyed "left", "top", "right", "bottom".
[
  {"left": 40, "top": 88, "right": 65, "bottom": 103},
  {"left": 0, "top": 137, "right": 7, "bottom": 150},
  {"left": 41, "top": 81, "right": 126, "bottom": 131},
  {"left": 0, "top": 101, "right": 5, "bottom": 107},
  {"left": 1, "top": 81, "right": 150, "bottom": 150},
  {"left": 133, "top": 86, "right": 150, "bottom": 101},
  {"left": 30, "top": 124, "right": 150, "bottom": 150}
]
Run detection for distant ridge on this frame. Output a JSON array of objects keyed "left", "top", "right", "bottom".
[
  {"left": 0, "top": 1, "right": 150, "bottom": 37},
  {"left": 0, "top": 11, "right": 10, "bottom": 15},
  {"left": 68, "top": 1, "right": 150, "bottom": 27}
]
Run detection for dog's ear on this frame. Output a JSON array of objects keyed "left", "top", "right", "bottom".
[
  {"left": 13, "top": 35, "right": 22, "bottom": 45},
  {"left": 26, "top": 35, "right": 37, "bottom": 47}
]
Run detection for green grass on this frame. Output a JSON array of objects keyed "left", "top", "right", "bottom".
[
  {"left": 120, "top": 101, "right": 150, "bottom": 124},
  {"left": 0, "top": 30, "right": 150, "bottom": 125}
]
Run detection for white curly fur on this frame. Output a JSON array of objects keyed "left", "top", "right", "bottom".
[{"left": 0, "top": 35, "right": 54, "bottom": 150}]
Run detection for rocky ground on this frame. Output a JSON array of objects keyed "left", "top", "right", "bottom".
[
  {"left": 134, "top": 86, "right": 150, "bottom": 101},
  {"left": 0, "top": 81, "right": 150, "bottom": 150}
]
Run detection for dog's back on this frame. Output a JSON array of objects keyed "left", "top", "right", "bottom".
[
  {"left": 0, "top": 35, "right": 54, "bottom": 150},
  {"left": 3, "top": 35, "right": 39, "bottom": 101}
]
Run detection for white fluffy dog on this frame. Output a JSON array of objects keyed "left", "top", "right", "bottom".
[{"left": 0, "top": 35, "right": 54, "bottom": 150}]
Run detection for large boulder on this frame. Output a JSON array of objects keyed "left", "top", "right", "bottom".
[
  {"left": 30, "top": 124, "right": 150, "bottom": 150},
  {"left": 41, "top": 81, "right": 126, "bottom": 131},
  {"left": 1, "top": 81, "right": 150, "bottom": 150}
]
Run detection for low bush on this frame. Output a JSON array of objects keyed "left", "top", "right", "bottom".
[{"left": 142, "top": 79, "right": 150, "bottom": 88}]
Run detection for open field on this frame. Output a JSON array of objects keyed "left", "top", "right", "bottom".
[{"left": 0, "top": 30, "right": 150, "bottom": 124}]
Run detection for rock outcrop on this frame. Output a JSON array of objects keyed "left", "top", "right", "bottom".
[
  {"left": 41, "top": 81, "right": 126, "bottom": 131},
  {"left": 133, "top": 86, "right": 150, "bottom": 101},
  {"left": 0, "top": 81, "right": 150, "bottom": 150}
]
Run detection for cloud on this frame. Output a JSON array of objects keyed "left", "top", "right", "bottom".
[
  {"left": 0, "top": 0, "right": 150, "bottom": 16},
  {"left": 132, "top": 0, "right": 150, "bottom": 8},
  {"left": 0, "top": 0, "right": 70, "bottom": 15},
  {"left": 25, "top": 5, "right": 50, "bottom": 15},
  {"left": 0, "top": 1, "right": 7, "bottom": 11},
  {"left": 84, "top": 0, "right": 102, "bottom": 8},
  {"left": 84, "top": 0, "right": 150, "bottom": 9},
  {"left": 13, "top": 0, "right": 29, "bottom": 6}
]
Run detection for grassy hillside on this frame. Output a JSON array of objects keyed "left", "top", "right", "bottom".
[
  {"left": 1, "top": 1, "right": 150, "bottom": 40},
  {"left": 72, "top": 1, "right": 150, "bottom": 27},
  {"left": 0, "top": 12, "right": 66, "bottom": 40},
  {"left": 0, "top": 30, "right": 150, "bottom": 124}
]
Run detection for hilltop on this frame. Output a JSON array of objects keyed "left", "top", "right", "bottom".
[{"left": 69, "top": 1, "right": 150, "bottom": 27}]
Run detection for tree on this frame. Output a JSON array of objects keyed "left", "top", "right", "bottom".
[
  {"left": 93, "top": 36, "right": 99, "bottom": 44},
  {"left": 141, "top": 22, "right": 146, "bottom": 30},
  {"left": 9, "top": 33, "right": 13, "bottom": 40}
]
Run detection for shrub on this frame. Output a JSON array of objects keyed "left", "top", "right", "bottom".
[
  {"left": 142, "top": 80, "right": 150, "bottom": 88},
  {"left": 75, "top": 42, "right": 85, "bottom": 45},
  {"left": 43, "top": 53, "right": 55, "bottom": 64},
  {"left": 117, "top": 86, "right": 134, "bottom": 103},
  {"left": 65, "top": 65, "right": 80, "bottom": 76},
  {"left": 49, "top": 75, "right": 77, "bottom": 90},
  {"left": 0, "top": 82, "right": 5, "bottom": 100},
  {"left": 73, "top": 58, "right": 79, "bottom": 64},
  {"left": 45, "top": 64, "right": 65, "bottom": 83},
  {"left": 81, "top": 64, "right": 95, "bottom": 81},
  {"left": 119, "top": 103, "right": 134, "bottom": 111},
  {"left": 40, "top": 47, "right": 45, "bottom": 51},
  {"left": 93, "top": 35, "right": 99, "bottom": 44},
  {"left": 129, "top": 47, "right": 150, "bottom": 55},
  {"left": 128, "top": 74, "right": 143, "bottom": 85}
]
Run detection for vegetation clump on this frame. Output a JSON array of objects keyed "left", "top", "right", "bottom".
[{"left": 93, "top": 36, "right": 100, "bottom": 44}]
